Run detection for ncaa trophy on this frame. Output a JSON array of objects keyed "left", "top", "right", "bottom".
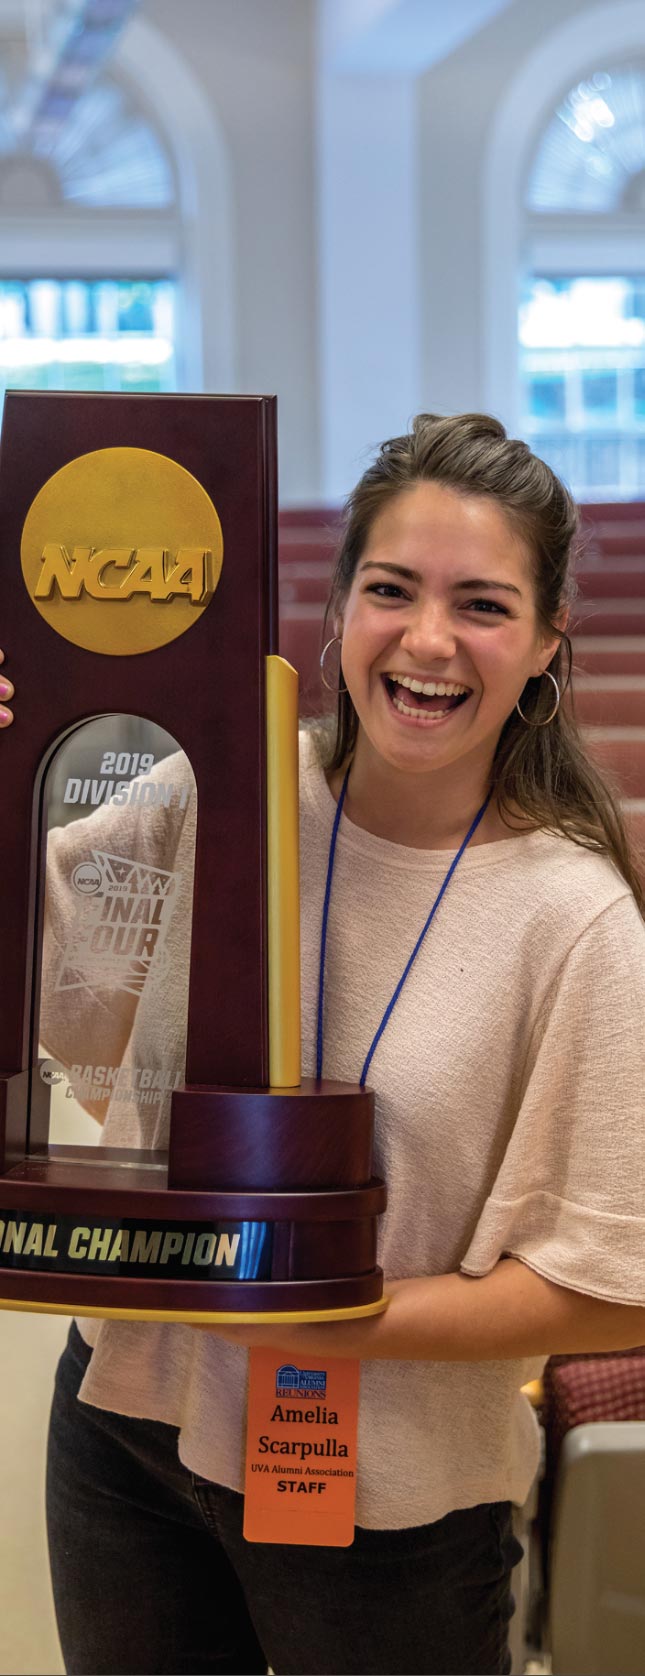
[{"left": 0, "top": 391, "right": 386, "bottom": 1325}]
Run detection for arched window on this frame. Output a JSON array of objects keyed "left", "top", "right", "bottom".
[
  {"left": 0, "top": 60, "right": 180, "bottom": 405},
  {"left": 520, "top": 64, "right": 645, "bottom": 499},
  {"left": 527, "top": 68, "right": 645, "bottom": 213}
]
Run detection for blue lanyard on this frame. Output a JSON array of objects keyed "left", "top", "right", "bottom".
[{"left": 316, "top": 767, "right": 491, "bottom": 1087}]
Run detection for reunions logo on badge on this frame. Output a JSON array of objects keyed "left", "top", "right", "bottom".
[
  {"left": 20, "top": 446, "right": 224, "bottom": 656},
  {"left": 275, "top": 1364, "right": 328, "bottom": 1398}
]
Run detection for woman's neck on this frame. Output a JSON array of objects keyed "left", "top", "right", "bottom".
[{"left": 327, "top": 733, "right": 516, "bottom": 850}]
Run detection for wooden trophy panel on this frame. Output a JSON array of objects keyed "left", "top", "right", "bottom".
[
  {"left": 0, "top": 392, "right": 388, "bottom": 1321},
  {"left": 0, "top": 392, "right": 278, "bottom": 1142}
]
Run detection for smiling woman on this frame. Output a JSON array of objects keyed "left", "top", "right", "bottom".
[
  {"left": 13, "top": 412, "right": 645, "bottom": 1676},
  {"left": 322, "top": 412, "right": 645, "bottom": 888}
]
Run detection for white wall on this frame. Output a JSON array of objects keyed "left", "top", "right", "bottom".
[
  {"left": 317, "top": 0, "right": 632, "bottom": 498},
  {"left": 321, "top": 0, "right": 518, "bottom": 75},
  {"left": 4, "top": 0, "right": 633, "bottom": 503},
  {"left": 316, "top": 68, "right": 421, "bottom": 501},
  {"left": 135, "top": 0, "right": 320, "bottom": 505},
  {"left": 417, "top": 0, "right": 618, "bottom": 424}
]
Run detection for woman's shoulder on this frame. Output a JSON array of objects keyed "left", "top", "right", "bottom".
[
  {"left": 299, "top": 719, "right": 328, "bottom": 762},
  {"left": 498, "top": 820, "right": 644, "bottom": 951},
  {"left": 298, "top": 720, "right": 331, "bottom": 795},
  {"left": 298, "top": 722, "right": 341, "bottom": 850}
]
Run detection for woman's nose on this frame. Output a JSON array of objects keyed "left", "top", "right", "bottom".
[{"left": 399, "top": 603, "right": 457, "bottom": 659}]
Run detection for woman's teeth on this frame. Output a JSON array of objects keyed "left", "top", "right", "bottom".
[
  {"left": 385, "top": 673, "right": 471, "bottom": 720},
  {"left": 393, "top": 695, "right": 443, "bottom": 717},
  {"left": 387, "top": 674, "right": 470, "bottom": 697}
]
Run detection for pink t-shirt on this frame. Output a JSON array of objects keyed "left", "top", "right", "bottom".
[{"left": 41, "top": 730, "right": 645, "bottom": 1527}]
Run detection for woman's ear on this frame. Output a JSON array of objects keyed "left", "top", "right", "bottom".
[{"left": 539, "top": 607, "right": 569, "bottom": 674}]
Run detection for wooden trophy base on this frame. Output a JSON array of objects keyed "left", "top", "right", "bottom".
[{"left": 0, "top": 1079, "right": 387, "bottom": 1323}]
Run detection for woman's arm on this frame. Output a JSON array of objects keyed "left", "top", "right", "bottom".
[{"left": 208, "top": 1258, "right": 645, "bottom": 1361}]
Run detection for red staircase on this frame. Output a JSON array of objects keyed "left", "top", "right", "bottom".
[
  {"left": 278, "top": 510, "right": 340, "bottom": 714},
  {"left": 572, "top": 505, "right": 645, "bottom": 881}
]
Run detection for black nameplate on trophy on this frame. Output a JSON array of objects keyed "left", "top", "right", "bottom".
[{"left": 0, "top": 1210, "right": 272, "bottom": 1281}]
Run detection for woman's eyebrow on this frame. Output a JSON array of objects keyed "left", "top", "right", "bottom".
[
  {"left": 358, "top": 560, "right": 522, "bottom": 598},
  {"left": 359, "top": 560, "right": 422, "bottom": 581},
  {"left": 454, "top": 578, "right": 523, "bottom": 598}
]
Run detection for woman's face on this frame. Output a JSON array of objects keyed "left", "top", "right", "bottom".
[{"left": 338, "top": 481, "right": 564, "bottom": 781}]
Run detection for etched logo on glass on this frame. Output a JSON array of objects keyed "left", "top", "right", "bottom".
[
  {"left": 56, "top": 851, "right": 179, "bottom": 1000},
  {"left": 39, "top": 1059, "right": 66, "bottom": 1086},
  {"left": 71, "top": 861, "right": 102, "bottom": 895}
]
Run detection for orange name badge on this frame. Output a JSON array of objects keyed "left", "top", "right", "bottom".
[{"left": 243, "top": 1348, "right": 360, "bottom": 1546}]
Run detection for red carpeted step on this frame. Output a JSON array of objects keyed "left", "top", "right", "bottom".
[
  {"left": 584, "top": 728, "right": 645, "bottom": 798},
  {"left": 579, "top": 504, "right": 645, "bottom": 561},
  {"left": 585, "top": 532, "right": 645, "bottom": 559},
  {"left": 571, "top": 600, "right": 645, "bottom": 635},
  {"left": 279, "top": 507, "right": 343, "bottom": 531},
  {"left": 571, "top": 677, "right": 645, "bottom": 727},
  {"left": 279, "top": 610, "right": 330, "bottom": 713},
  {"left": 279, "top": 565, "right": 334, "bottom": 606},
  {"left": 279, "top": 540, "right": 338, "bottom": 566},
  {"left": 580, "top": 501, "right": 645, "bottom": 521},
  {"left": 574, "top": 564, "right": 645, "bottom": 597},
  {"left": 623, "top": 799, "right": 645, "bottom": 870},
  {"left": 571, "top": 637, "right": 645, "bottom": 676}
]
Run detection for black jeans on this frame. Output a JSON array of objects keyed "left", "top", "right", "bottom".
[{"left": 46, "top": 1323, "right": 523, "bottom": 1676}]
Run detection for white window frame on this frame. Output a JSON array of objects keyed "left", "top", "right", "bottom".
[
  {"left": 0, "top": 14, "right": 235, "bottom": 398},
  {"left": 483, "top": 0, "right": 645, "bottom": 443}
]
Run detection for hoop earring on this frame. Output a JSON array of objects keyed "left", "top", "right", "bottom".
[
  {"left": 320, "top": 635, "right": 348, "bottom": 694},
  {"left": 516, "top": 669, "right": 560, "bottom": 727}
]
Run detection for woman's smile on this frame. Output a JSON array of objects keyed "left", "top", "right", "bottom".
[{"left": 381, "top": 672, "right": 473, "bottom": 726}]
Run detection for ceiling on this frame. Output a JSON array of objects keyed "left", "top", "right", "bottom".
[{"left": 321, "top": 0, "right": 519, "bottom": 75}]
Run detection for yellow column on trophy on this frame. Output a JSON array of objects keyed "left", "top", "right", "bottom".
[{"left": 265, "top": 655, "right": 301, "bottom": 1089}]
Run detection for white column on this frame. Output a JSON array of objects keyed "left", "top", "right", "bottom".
[{"left": 317, "top": 63, "right": 421, "bottom": 501}]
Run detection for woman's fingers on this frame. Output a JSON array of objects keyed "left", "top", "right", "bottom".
[{"left": 0, "top": 649, "right": 14, "bottom": 725}]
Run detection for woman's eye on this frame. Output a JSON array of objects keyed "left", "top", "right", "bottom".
[
  {"left": 465, "top": 598, "right": 509, "bottom": 616},
  {"left": 363, "top": 584, "right": 509, "bottom": 613}
]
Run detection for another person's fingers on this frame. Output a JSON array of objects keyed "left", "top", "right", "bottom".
[{"left": 0, "top": 649, "right": 14, "bottom": 724}]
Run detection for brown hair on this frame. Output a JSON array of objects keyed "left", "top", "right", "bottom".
[{"left": 321, "top": 412, "right": 644, "bottom": 915}]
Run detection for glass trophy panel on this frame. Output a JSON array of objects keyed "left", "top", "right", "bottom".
[{"left": 35, "top": 716, "right": 196, "bottom": 1153}]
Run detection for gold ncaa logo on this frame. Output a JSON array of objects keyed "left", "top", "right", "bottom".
[{"left": 21, "top": 446, "right": 223, "bottom": 656}]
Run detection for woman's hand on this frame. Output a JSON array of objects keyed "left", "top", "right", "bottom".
[{"left": 0, "top": 650, "right": 14, "bottom": 726}]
